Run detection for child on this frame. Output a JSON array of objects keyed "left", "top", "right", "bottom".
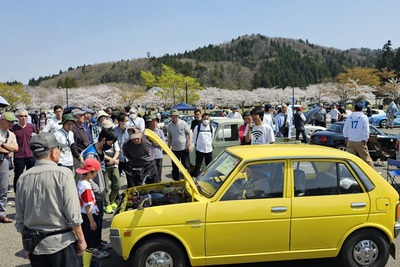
[{"left": 76, "top": 158, "right": 107, "bottom": 266}]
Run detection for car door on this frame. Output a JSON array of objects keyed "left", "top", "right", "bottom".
[
  {"left": 205, "top": 161, "right": 291, "bottom": 259},
  {"left": 290, "top": 160, "right": 370, "bottom": 251}
]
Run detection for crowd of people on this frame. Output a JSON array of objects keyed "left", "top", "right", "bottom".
[{"left": 0, "top": 100, "right": 388, "bottom": 266}]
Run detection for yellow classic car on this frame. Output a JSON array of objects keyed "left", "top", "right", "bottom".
[{"left": 110, "top": 130, "right": 400, "bottom": 267}]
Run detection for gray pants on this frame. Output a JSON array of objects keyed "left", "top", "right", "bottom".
[{"left": 0, "top": 158, "right": 10, "bottom": 217}]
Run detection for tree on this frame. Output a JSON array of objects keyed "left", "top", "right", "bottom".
[
  {"left": 376, "top": 40, "right": 394, "bottom": 70},
  {"left": 110, "top": 83, "right": 146, "bottom": 107},
  {"left": 0, "top": 83, "right": 32, "bottom": 110},
  {"left": 141, "top": 64, "right": 203, "bottom": 107}
]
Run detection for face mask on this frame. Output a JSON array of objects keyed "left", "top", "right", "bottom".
[
  {"left": 202, "top": 120, "right": 210, "bottom": 126},
  {"left": 103, "top": 143, "right": 112, "bottom": 151},
  {"left": 124, "top": 122, "right": 130, "bottom": 128},
  {"left": 130, "top": 114, "right": 137, "bottom": 120}
]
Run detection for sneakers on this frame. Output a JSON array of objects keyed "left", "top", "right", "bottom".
[
  {"left": 99, "top": 240, "right": 112, "bottom": 250},
  {"left": 110, "top": 203, "right": 118, "bottom": 210},
  {"left": 92, "top": 248, "right": 110, "bottom": 259},
  {"left": 104, "top": 205, "right": 113, "bottom": 214}
]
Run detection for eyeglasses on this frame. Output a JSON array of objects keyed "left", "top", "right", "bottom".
[{"left": 19, "top": 115, "right": 28, "bottom": 118}]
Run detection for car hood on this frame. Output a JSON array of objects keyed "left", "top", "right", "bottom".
[{"left": 144, "top": 129, "right": 200, "bottom": 197}]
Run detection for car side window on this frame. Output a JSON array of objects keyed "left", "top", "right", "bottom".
[
  {"left": 293, "top": 161, "right": 363, "bottom": 197},
  {"left": 220, "top": 162, "right": 284, "bottom": 201},
  {"left": 216, "top": 124, "right": 239, "bottom": 142}
]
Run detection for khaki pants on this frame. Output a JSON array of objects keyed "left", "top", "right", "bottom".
[{"left": 346, "top": 140, "right": 374, "bottom": 168}]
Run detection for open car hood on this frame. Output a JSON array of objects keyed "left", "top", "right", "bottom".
[{"left": 144, "top": 129, "right": 200, "bottom": 197}]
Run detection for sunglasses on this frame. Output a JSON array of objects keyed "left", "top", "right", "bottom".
[{"left": 19, "top": 115, "right": 28, "bottom": 117}]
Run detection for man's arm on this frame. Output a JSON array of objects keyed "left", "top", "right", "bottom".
[{"left": 72, "top": 225, "right": 87, "bottom": 256}]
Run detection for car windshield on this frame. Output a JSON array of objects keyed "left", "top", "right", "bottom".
[
  {"left": 195, "top": 151, "right": 240, "bottom": 197},
  {"left": 327, "top": 123, "right": 343, "bottom": 133}
]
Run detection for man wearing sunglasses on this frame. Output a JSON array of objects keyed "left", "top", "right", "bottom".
[{"left": 11, "top": 109, "right": 37, "bottom": 193}]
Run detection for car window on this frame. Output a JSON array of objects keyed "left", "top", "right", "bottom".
[
  {"left": 292, "top": 161, "right": 363, "bottom": 197},
  {"left": 215, "top": 124, "right": 240, "bottom": 142},
  {"left": 221, "top": 162, "right": 284, "bottom": 201}
]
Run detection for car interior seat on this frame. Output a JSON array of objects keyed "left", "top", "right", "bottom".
[{"left": 294, "top": 169, "right": 306, "bottom": 196}]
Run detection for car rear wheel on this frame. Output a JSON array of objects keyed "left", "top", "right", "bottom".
[
  {"left": 130, "top": 238, "right": 188, "bottom": 267},
  {"left": 340, "top": 229, "right": 389, "bottom": 267},
  {"left": 379, "top": 119, "right": 387, "bottom": 128},
  {"left": 336, "top": 144, "right": 347, "bottom": 151}
]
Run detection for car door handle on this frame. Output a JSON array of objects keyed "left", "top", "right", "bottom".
[
  {"left": 351, "top": 202, "right": 366, "bottom": 208},
  {"left": 271, "top": 206, "right": 287, "bottom": 212}
]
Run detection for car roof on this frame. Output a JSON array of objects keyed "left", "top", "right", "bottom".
[{"left": 225, "top": 144, "right": 353, "bottom": 161}]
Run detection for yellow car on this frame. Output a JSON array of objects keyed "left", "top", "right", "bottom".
[{"left": 110, "top": 130, "right": 400, "bottom": 267}]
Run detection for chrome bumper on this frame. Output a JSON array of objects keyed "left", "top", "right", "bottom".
[{"left": 109, "top": 228, "right": 123, "bottom": 256}]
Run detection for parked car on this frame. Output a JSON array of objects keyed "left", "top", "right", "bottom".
[
  {"left": 310, "top": 121, "right": 397, "bottom": 159},
  {"left": 209, "top": 109, "right": 226, "bottom": 118},
  {"left": 110, "top": 129, "right": 400, "bottom": 267},
  {"left": 369, "top": 110, "right": 400, "bottom": 128}
]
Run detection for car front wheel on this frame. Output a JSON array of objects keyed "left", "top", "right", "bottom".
[
  {"left": 130, "top": 238, "right": 188, "bottom": 267},
  {"left": 379, "top": 119, "right": 387, "bottom": 128},
  {"left": 340, "top": 229, "right": 390, "bottom": 267}
]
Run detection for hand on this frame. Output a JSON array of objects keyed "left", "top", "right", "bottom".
[
  {"left": 76, "top": 239, "right": 87, "bottom": 256},
  {"left": 90, "top": 220, "right": 97, "bottom": 231}
]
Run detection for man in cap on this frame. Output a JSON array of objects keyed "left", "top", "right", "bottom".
[
  {"left": 12, "top": 108, "right": 37, "bottom": 193},
  {"left": 15, "top": 132, "right": 86, "bottom": 266},
  {"left": 128, "top": 108, "right": 145, "bottom": 132},
  {"left": 54, "top": 113, "right": 76, "bottom": 170},
  {"left": 167, "top": 109, "right": 192, "bottom": 181},
  {"left": 123, "top": 126, "right": 158, "bottom": 186},
  {"left": 71, "top": 108, "right": 90, "bottom": 176},
  {"left": 42, "top": 105, "right": 63, "bottom": 134},
  {"left": 91, "top": 110, "right": 110, "bottom": 142},
  {"left": 0, "top": 112, "right": 18, "bottom": 223},
  {"left": 227, "top": 106, "right": 242, "bottom": 119},
  {"left": 82, "top": 107, "right": 95, "bottom": 144}
]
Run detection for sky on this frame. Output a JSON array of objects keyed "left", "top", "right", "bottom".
[{"left": 1, "top": 0, "right": 400, "bottom": 84}]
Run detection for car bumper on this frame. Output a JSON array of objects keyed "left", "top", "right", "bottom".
[
  {"left": 110, "top": 228, "right": 123, "bottom": 256},
  {"left": 395, "top": 222, "right": 400, "bottom": 238}
]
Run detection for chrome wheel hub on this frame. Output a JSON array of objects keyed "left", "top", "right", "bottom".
[
  {"left": 353, "top": 239, "right": 378, "bottom": 266},
  {"left": 145, "top": 251, "right": 173, "bottom": 267}
]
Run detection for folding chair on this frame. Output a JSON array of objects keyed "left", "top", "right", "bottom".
[
  {"left": 386, "top": 159, "right": 400, "bottom": 190},
  {"left": 368, "top": 135, "right": 391, "bottom": 166}
]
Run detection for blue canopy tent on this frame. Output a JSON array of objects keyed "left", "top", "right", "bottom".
[{"left": 171, "top": 102, "right": 196, "bottom": 111}]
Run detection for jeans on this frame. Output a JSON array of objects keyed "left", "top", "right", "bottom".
[
  {"left": 295, "top": 128, "right": 308, "bottom": 143},
  {"left": 14, "top": 157, "right": 36, "bottom": 192}
]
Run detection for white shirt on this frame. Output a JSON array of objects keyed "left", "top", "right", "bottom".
[
  {"left": 193, "top": 123, "right": 214, "bottom": 153},
  {"left": 263, "top": 112, "right": 274, "bottom": 130},
  {"left": 227, "top": 111, "right": 242, "bottom": 119},
  {"left": 343, "top": 111, "right": 369, "bottom": 142},
  {"left": 42, "top": 116, "right": 62, "bottom": 134},
  {"left": 329, "top": 108, "right": 341, "bottom": 120},
  {"left": 54, "top": 128, "right": 75, "bottom": 167},
  {"left": 244, "top": 123, "right": 275, "bottom": 145},
  {"left": 128, "top": 116, "right": 145, "bottom": 132}
]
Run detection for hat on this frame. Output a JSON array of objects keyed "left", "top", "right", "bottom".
[
  {"left": 30, "top": 132, "right": 67, "bottom": 153},
  {"left": 101, "top": 120, "right": 114, "bottom": 129},
  {"left": 170, "top": 109, "right": 179, "bottom": 116},
  {"left": 97, "top": 110, "right": 110, "bottom": 118},
  {"left": 0, "top": 112, "right": 17, "bottom": 122},
  {"left": 231, "top": 106, "right": 238, "bottom": 110},
  {"left": 127, "top": 126, "right": 142, "bottom": 139},
  {"left": 82, "top": 107, "right": 95, "bottom": 114},
  {"left": 76, "top": 158, "right": 101, "bottom": 174},
  {"left": 297, "top": 106, "right": 302, "bottom": 111},
  {"left": 59, "top": 113, "right": 77, "bottom": 125},
  {"left": 71, "top": 109, "right": 85, "bottom": 117},
  {"left": 146, "top": 115, "right": 158, "bottom": 122},
  {"left": 318, "top": 103, "right": 323, "bottom": 107}
]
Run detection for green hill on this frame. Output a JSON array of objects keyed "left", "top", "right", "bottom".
[{"left": 31, "top": 34, "right": 379, "bottom": 89}]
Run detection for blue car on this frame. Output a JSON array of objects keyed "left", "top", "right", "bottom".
[{"left": 369, "top": 110, "right": 400, "bottom": 128}]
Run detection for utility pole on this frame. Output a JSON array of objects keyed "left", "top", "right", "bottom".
[{"left": 185, "top": 83, "right": 188, "bottom": 103}]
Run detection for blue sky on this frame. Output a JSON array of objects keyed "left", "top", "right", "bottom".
[{"left": 1, "top": 0, "right": 399, "bottom": 84}]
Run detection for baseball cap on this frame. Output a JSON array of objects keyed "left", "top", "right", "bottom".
[
  {"left": 297, "top": 106, "right": 303, "bottom": 111},
  {"left": 82, "top": 107, "right": 95, "bottom": 114},
  {"left": 127, "top": 126, "right": 142, "bottom": 139},
  {"left": 30, "top": 132, "right": 67, "bottom": 153},
  {"left": 76, "top": 158, "right": 101, "bottom": 174},
  {"left": 71, "top": 109, "right": 85, "bottom": 117},
  {"left": 0, "top": 112, "right": 17, "bottom": 122},
  {"left": 170, "top": 109, "right": 179, "bottom": 116},
  {"left": 59, "top": 113, "right": 77, "bottom": 125}
]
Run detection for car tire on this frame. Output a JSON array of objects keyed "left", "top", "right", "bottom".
[
  {"left": 379, "top": 119, "right": 387, "bottom": 128},
  {"left": 130, "top": 238, "right": 188, "bottom": 267},
  {"left": 336, "top": 144, "right": 347, "bottom": 151},
  {"left": 340, "top": 229, "right": 390, "bottom": 267}
]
